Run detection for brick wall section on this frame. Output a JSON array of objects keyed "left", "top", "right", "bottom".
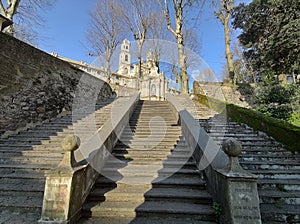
[{"left": 0, "top": 32, "right": 113, "bottom": 135}]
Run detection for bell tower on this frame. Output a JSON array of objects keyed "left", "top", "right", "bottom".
[{"left": 119, "top": 39, "right": 131, "bottom": 75}]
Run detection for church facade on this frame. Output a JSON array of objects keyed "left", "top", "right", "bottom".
[{"left": 111, "top": 39, "right": 168, "bottom": 100}]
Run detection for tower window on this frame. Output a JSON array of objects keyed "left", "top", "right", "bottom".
[{"left": 125, "top": 55, "right": 128, "bottom": 62}]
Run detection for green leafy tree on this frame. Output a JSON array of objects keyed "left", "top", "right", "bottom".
[{"left": 232, "top": 0, "right": 300, "bottom": 75}]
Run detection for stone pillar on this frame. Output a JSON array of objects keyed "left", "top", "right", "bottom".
[
  {"left": 39, "top": 135, "right": 82, "bottom": 224},
  {"left": 218, "top": 138, "right": 262, "bottom": 224}
]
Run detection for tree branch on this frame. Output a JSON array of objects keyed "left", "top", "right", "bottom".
[
  {"left": 0, "top": 1, "right": 6, "bottom": 15},
  {"left": 9, "top": 0, "right": 21, "bottom": 16},
  {"left": 164, "top": 0, "right": 176, "bottom": 36}
]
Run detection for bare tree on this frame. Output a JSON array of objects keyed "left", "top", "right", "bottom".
[
  {"left": 120, "top": 0, "right": 157, "bottom": 78},
  {"left": 147, "top": 10, "right": 171, "bottom": 72},
  {"left": 159, "top": 0, "right": 203, "bottom": 93},
  {"left": 87, "top": 0, "right": 125, "bottom": 81},
  {"left": 0, "top": 0, "right": 54, "bottom": 43},
  {"left": 213, "top": 0, "right": 235, "bottom": 84}
]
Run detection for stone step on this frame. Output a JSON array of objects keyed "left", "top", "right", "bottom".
[
  {"left": 258, "top": 178, "right": 300, "bottom": 191},
  {"left": 82, "top": 200, "right": 144, "bottom": 218},
  {"left": 118, "top": 138, "right": 180, "bottom": 144},
  {"left": 0, "top": 150, "right": 64, "bottom": 157},
  {"left": 241, "top": 148, "right": 293, "bottom": 156},
  {"left": 87, "top": 184, "right": 151, "bottom": 202},
  {"left": 152, "top": 175, "right": 206, "bottom": 190},
  {"left": 240, "top": 161, "right": 300, "bottom": 170},
  {"left": 0, "top": 211, "right": 40, "bottom": 224},
  {"left": 144, "top": 187, "right": 212, "bottom": 204},
  {"left": 258, "top": 189, "right": 300, "bottom": 205},
  {"left": 208, "top": 133, "right": 258, "bottom": 137},
  {"left": 248, "top": 169, "right": 300, "bottom": 179},
  {"left": 114, "top": 143, "right": 178, "bottom": 150},
  {"left": 0, "top": 171, "right": 45, "bottom": 179},
  {"left": 0, "top": 163, "right": 55, "bottom": 175},
  {"left": 0, "top": 178, "right": 45, "bottom": 192},
  {"left": 0, "top": 193, "right": 43, "bottom": 212},
  {"left": 240, "top": 154, "right": 297, "bottom": 161},
  {"left": 79, "top": 215, "right": 216, "bottom": 224},
  {"left": 135, "top": 201, "right": 215, "bottom": 221},
  {"left": 0, "top": 156, "right": 61, "bottom": 165},
  {"left": 162, "top": 160, "right": 197, "bottom": 169},
  {"left": 260, "top": 203, "right": 300, "bottom": 223}
]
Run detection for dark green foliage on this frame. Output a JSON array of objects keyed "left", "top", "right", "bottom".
[
  {"left": 232, "top": 0, "right": 300, "bottom": 75},
  {"left": 254, "top": 83, "right": 300, "bottom": 121}
]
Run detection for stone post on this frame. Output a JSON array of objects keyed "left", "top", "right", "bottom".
[
  {"left": 39, "top": 135, "right": 82, "bottom": 224},
  {"left": 218, "top": 138, "right": 262, "bottom": 224}
]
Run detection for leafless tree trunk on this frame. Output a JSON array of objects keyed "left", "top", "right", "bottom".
[
  {"left": 120, "top": 0, "right": 156, "bottom": 78},
  {"left": 0, "top": 0, "right": 54, "bottom": 43},
  {"left": 147, "top": 11, "right": 170, "bottom": 72},
  {"left": 159, "top": 0, "right": 202, "bottom": 93},
  {"left": 87, "top": 0, "right": 125, "bottom": 82},
  {"left": 214, "top": 0, "right": 235, "bottom": 84}
]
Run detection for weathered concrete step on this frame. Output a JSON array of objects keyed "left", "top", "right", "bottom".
[
  {"left": 135, "top": 201, "right": 215, "bottom": 220},
  {"left": 121, "top": 130, "right": 182, "bottom": 136},
  {"left": 240, "top": 161, "right": 300, "bottom": 170},
  {"left": 208, "top": 133, "right": 258, "bottom": 137},
  {"left": 0, "top": 156, "right": 61, "bottom": 165},
  {"left": 95, "top": 174, "right": 159, "bottom": 185},
  {"left": 212, "top": 136, "right": 271, "bottom": 142},
  {"left": 0, "top": 210, "right": 41, "bottom": 224},
  {"left": 0, "top": 179, "right": 45, "bottom": 192},
  {"left": 79, "top": 216, "right": 216, "bottom": 224},
  {"left": 0, "top": 143, "right": 61, "bottom": 150},
  {"left": 258, "top": 178, "right": 300, "bottom": 191},
  {"left": 112, "top": 152, "right": 169, "bottom": 160},
  {"left": 0, "top": 163, "right": 55, "bottom": 174},
  {"left": 158, "top": 167, "right": 200, "bottom": 176},
  {"left": 144, "top": 187, "right": 212, "bottom": 204},
  {"left": 162, "top": 160, "right": 197, "bottom": 169},
  {"left": 114, "top": 143, "right": 178, "bottom": 150},
  {"left": 118, "top": 139, "right": 180, "bottom": 145},
  {"left": 0, "top": 193, "right": 42, "bottom": 212},
  {"left": 88, "top": 186, "right": 150, "bottom": 202},
  {"left": 120, "top": 132, "right": 181, "bottom": 137},
  {"left": 240, "top": 154, "right": 297, "bottom": 161},
  {"left": 258, "top": 189, "right": 300, "bottom": 204},
  {"left": 166, "top": 154, "right": 193, "bottom": 161},
  {"left": 0, "top": 171, "right": 45, "bottom": 179},
  {"left": 152, "top": 176, "right": 206, "bottom": 190},
  {"left": 213, "top": 140, "right": 280, "bottom": 147},
  {"left": 241, "top": 148, "right": 293, "bottom": 156},
  {"left": 260, "top": 203, "right": 300, "bottom": 223},
  {"left": 111, "top": 148, "right": 172, "bottom": 156},
  {"left": 248, "top": 169, "right": 300, "bottom": 179},
  {"left": 0, "top": 150, "right": 64, "bottom": 157},
  {"left": 82, "top": 201, "right": 144, "bottom": 218}
]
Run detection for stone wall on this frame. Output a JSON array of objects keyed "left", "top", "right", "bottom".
[
  {"left": 0, "top": 32, "right": 113, "bottom": 136},
  {"left": 193, "top": 82, "right": 250, "bottom": 108}
]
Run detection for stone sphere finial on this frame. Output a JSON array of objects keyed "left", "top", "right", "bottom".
[
  {"left": 222, "top": 138, "right": 242, "bottom": 157},
  {"left": 61, "top": 135, "right": 80, "bottom": 152}
]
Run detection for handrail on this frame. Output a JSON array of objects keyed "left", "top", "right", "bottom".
[
  {"left": 166, "top": 93, "right": 262, "bottom": 223},
  {"left": 39, "top": 92, "right": 140, "bottom": 223}
]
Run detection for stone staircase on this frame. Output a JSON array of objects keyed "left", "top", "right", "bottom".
[
  {"left": 168, "top": 94, "right": 216, "bottom": 119},
  {"left": 0, "top": 98, "right": 119, "bottom": 223},
  {"left": 80, "top": 100, "right": 216, "bottom": 224},
  {"left": 198, "top": 118, "right": 300, "bottom": 224}
]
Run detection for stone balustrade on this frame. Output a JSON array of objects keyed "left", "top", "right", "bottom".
[
  {"left": 166, "top": 93, "right": 262, "bottom": 224},
  {"left": 39, "top": 93, "right": 140, "bottom": 223}
]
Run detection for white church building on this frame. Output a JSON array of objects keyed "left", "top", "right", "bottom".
[{"left": 111, "top": 39, "right": 168, "bottom": 100}]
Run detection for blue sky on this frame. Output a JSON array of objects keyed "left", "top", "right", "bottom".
[{"left": 36, "top": 0, "right": 250, "bottom": 81}]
